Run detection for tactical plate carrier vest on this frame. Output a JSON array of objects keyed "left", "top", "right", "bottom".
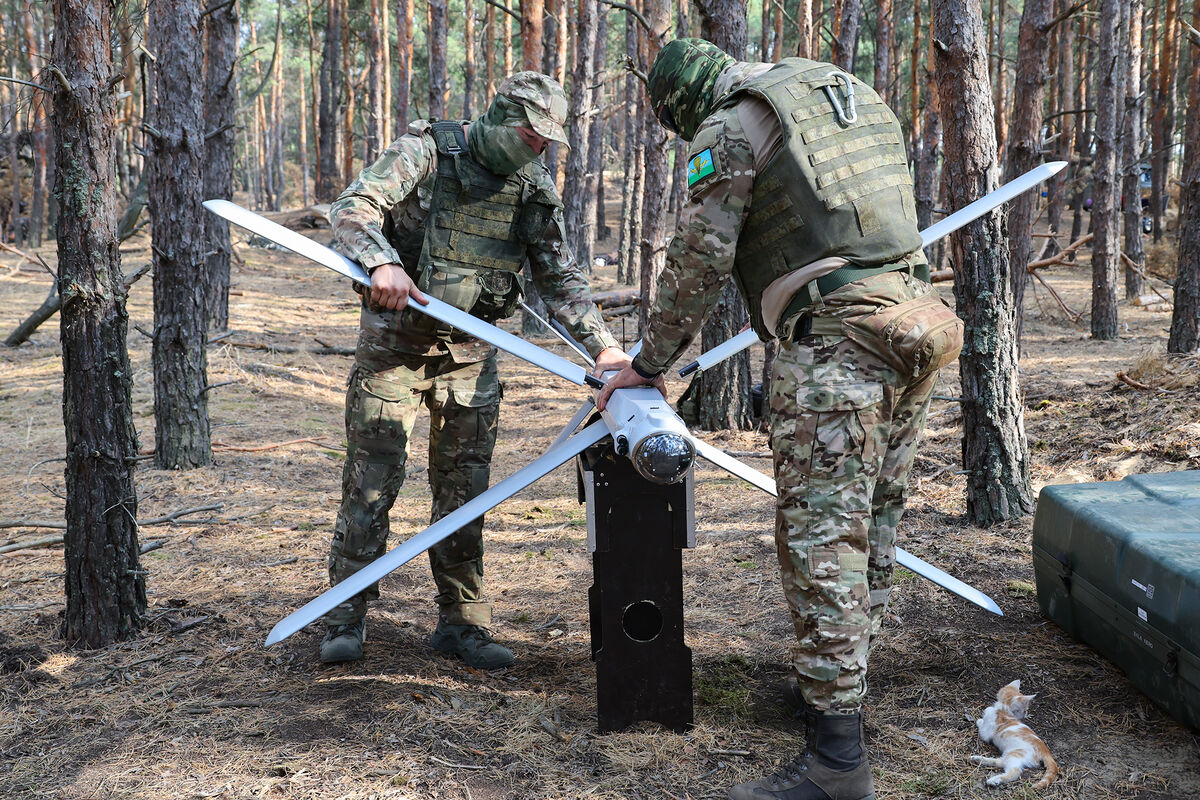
[
  {"left": 723, "top": 60, "right": 926, "bottom": 339},
  {"left": 398, "top": 121, "right": 560, "bottom": 340}
]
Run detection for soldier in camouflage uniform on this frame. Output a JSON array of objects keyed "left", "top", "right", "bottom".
[
  {"left": 326, "top": 72, "right": 627, "bottom": 668},
  {"left": 598, "top": 40, "right": 963, "bottom": 800}
]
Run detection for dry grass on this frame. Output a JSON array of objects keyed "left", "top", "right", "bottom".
[{"left": 1, "top": 214, "right": 1198, "bottom": 800}]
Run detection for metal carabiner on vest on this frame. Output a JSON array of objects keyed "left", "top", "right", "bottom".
[{"left": 822, "top": 71, "right": 857, "bottom": 125}]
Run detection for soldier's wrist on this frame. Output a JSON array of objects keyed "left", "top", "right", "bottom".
[{"left": 631, "top": 357, "right": 662, "bottom": 380}]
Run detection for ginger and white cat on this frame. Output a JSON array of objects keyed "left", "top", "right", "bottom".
[{"left": 971, "top": 680, "right": 1059, "bottom": 790}]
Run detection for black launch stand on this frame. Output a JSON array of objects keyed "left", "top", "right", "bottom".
[{"left": 577, "top": 442, "right": 695, "bottom": 733}]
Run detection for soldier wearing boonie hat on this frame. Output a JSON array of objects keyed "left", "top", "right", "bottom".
[
  {"left": 321, "top": 72, "right": 629, "bottom": 670},
  {"left": 597, "top": 38, "right": 963, "bottom": 800}
]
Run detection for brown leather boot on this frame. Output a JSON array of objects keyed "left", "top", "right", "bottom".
[{"left": 727, "top": 707, "right": 875, "bottom": 800}]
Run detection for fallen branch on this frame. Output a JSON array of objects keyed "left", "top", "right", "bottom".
[
  {"left": 1121, "top": 253, "right": 1173, "bottom": 306},
  {"left": 1029, "top": 268, "right": 1085, "bottom": 326},
  {"left": 1027, "top": 233, "right": 1093, "bottom": 272},
  {"left": 1116, "top": 371, "right": 1153, "bottom": 390},
  {"left": 0, "top": 535, "right": 66, "bottom": 554},
  {"left": 211, "top": 436, "right": 329, "bottom": 453}
]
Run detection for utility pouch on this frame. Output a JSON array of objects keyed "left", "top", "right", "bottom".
[
  {"left": 840, "top": 291, "right": 963, "bottom": 378},
  {"left": 471, "top": 269, "right": 524, "bottom": 321},
  {"left": 407, "top": 263, "right": 485, "bottom": 339}
]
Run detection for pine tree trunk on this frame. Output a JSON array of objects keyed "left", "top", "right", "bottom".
[
  {"left": 796, "top": 0, "right": 813, "bottom": 58},
  {"left": 874, "top": 0, "right": 892, "bottom": 98},
  {"left": 428, "top": 0, "right": 448, "bottom": 119},
  {"left": 464, "top": 0, "right": 476, "bottom": 118},
  {"left": 588, "top": 6, "right": 610, "bottom": 241},
  {"left": 693, "top": 0, "right": 752, "bottom": 432},
  {"left": 522, "top": 0, "right": 544, "bottom": 71},
  {"left": 991, "top": 0, "right": 1008, "bottom": 160},
  {"left": 484, "top": 0, "right": 496, "bottom": 97},
  {"left": 1090, "top": 0, "right": 1121, "bottom": 340},
  {"left": 299, "top": 65, "right": 312, "bottom": 207},
  {"left": 203, "top": 0, "right": 237, "bottom": 331},
  {"left": 1168, "top": 0, "right": 1200, "bottom": 353},
  {"left": 1004, "top": 0, "right": 1052, "bottom": 336},
  {"left": 617, "top": 10, "right": 643, "bottom": 286},
  {"left": 1120, "top": 0, "right": 1146, "bottom": 299},
  {"left": 366, "top": 0, "right": 383, "bottom": 162},
  {"left": 316, "top": 0, "right": 343, "bottom": 201},
  {"left": 53, "top": 0, "right": 146, "bottom": 648},
  {"left": 638, "top": 0, "right": 671, "bottom": 333},
  {"left": 1150, "top": 0, "right": 1177, "bottom": 242},
  {"left": 916, "top": 28, "right": 941, "bottom": 257},
  {"left": 305, "top": 0, "right": 322, "bottom": 193},
  {"left": 22, "top": 1, "right": 45, "bottom": 247},
  {"left": 563, "top": 0, "right": 598, "bottom": 270},
  {"left": 149, "top": 0, "right": 211, "bottom": 470},
  {"left": 831, "top": 0, "right": 861, "bottom": 71},
  {"left": 933, "top": 0, "right": 1034, "bottom": 525},
  {"left": 396, "top": 0, "right": 413, "bottom": 127}
]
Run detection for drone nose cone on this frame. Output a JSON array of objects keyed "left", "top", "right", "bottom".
[{"left": 632, "top": 433, "right": 695, "bottom": 484}]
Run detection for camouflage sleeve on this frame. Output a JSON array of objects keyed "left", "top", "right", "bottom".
[
  {"left": 329, "top": 127, "right": 437, "bottom": 271},
  {"left": 633, "top": 107, "right": 756, "bottom": 376},
  {"left": 528, "top": 205, "right": 620, "bottom": 358}
]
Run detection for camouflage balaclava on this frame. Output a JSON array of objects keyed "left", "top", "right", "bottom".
[
  {"left": 646, "top": 38, "right": 736, "bottom": 141},
  {"left": 469, "top": 71, "right": 569, "bottom": 176}
]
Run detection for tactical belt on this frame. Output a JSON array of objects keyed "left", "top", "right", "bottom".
[{"left": 782, "top": 258, "right": 912, "bottom": 341}]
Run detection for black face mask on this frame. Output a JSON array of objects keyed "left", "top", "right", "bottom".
[{"left": 655, "top": 103, "right": 679, "bottom": 136}]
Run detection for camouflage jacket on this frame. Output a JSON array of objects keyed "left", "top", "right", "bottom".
[
  {"left": 633, "top": 67, "right": 771, "bottom": 376},
  {"left": 330, "top": 120, "right": 618, "bottom": 360}
]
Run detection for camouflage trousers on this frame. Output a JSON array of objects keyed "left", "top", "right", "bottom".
[
  {"left": 768, "top": 270, "right": 962, "bottom": 713},
  {"left": 326, "top": 350, "right": 501, "bottom": 628}
]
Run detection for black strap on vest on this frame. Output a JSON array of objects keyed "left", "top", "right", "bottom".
[{"left": 430, "top": 120, "right": 469, "bottom": 156}]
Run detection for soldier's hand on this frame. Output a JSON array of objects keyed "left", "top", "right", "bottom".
[
  {"left": 595, "top": 364, "right": 666, "bottom": 411},
  {"left": 368, "top": 263, "right": 428, "bottom": 311},
  {"left": 592, "top": 346, "right": 632, "bottom": 378}
]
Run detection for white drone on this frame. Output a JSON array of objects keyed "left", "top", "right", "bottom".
[{"left": 203, "top": 160, "right": 1064, "bottom": 646}]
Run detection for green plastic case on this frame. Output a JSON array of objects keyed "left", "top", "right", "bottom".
[{"left": 1033, "top": 471, "right": 1200, "bottom": 731}]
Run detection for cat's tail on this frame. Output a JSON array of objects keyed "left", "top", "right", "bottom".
[{"left": 1032, "top": 752, "right": 1059, "bottom": 790}]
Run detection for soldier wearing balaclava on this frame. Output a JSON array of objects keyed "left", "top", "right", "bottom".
[
  {"left": 598, "top": 39, "right": 964, "bottom": 800},
  {"left": 323, "top": 72, "right": 629, "bottom": 669}
]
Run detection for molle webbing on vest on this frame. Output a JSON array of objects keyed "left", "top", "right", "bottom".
[
  {"left": 421, "top": 121, "right": 529, "bottom": 278},
  {"left": 721, "top": 58, "right": 924, "bottom": 339}
]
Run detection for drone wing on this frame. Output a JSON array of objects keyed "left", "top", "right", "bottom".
[
  {"left": 687, "top": 435, "right": 1003, "bottom": 616},
  {"left": 202, "top": 199, "right": 602, "bottom": 390},
  {"left": 265, "top": 420, "right": 611, "bottom": 646}
]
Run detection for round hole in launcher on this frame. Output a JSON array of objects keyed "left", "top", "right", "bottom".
[{"left": 622, "top": 600, "right": 663, "bottom": 642}]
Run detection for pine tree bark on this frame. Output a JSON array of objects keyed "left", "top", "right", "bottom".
[
  {"left": 1168, "top": 3, "right": 1200, "bottom": 353},
  {"left": 366, "top": 0, "right": 384, "bottom": 162},
  {"left": 464, "top": 0, "right": 476, "bottom": 118},
  {"left": 53, "top": 0, "right": 146, "bottom": 647},
  {"left": 1120, "top": 0, "right": 1146, "bottom": 299},
  {"left": 316, "top": 0, "right": 343, "bottom": 201},
  {"left": 639, "top": 0, "right": 671, "bottom": 333},
  {"left": 204, "top": 0, "right": 237, "bottom": 331},
  {"left": 1090, "top": 0, "right": 1121, "bottom": 340},
  {"left": 563, "top": 0, "right": 598, "bottom": 270},
  {"left": 149, "top": 0, "right": 211, "bottom": 470},
  {"left": 522, "top": 0, "right": 545, "bottom": 71},
  {"left": 588, "top": 6, "right": 610, "bottom": 241},
  {"left": 395, "top": 0, "right": 414, "bottom": 127},
  {"left": 1151, "top": 0, "right": 1179, "bottom": 243},
  {"left": 428, "top": 0, "right": 448, "bottom": 119},
  {"left": 873, "top": 0, "right": 892, "bottom": 98},
  {"left": 795, "top": 0, "right": 813, "bottom": 58},
  {"left": 831, "top": 0, "right": 861, "bottom": 72},
  {"left": 22, "top": 1, "right": 46, "bottom": 247},
  {"left": 1004, "top": 0, "right": 1052, "bottom": 336},
  {"left": 692, "top": 0, "right": 752, "bottom": 432},
  {"left": 933, "top": 0, "right": 1034, "bottom": 525}
]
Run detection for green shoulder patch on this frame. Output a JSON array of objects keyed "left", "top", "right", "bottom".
[{"left": 687, "top": 148, "right": 716, "bottom": 187}]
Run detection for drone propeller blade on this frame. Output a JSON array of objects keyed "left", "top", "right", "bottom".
[
  {"left": 202, "top": 199, "right": 603, "bottom": 390},
  {"left": 675, "top": 161, "right": 1068, "bottom": 377},
  {"left": 265, "top": 419, "right": 612, "bottom": 646},
  {"left": 688, "top": 435, "right": 1002, "bottom": 616}
]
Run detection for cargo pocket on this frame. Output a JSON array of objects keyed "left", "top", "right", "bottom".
[
  {"left": 793, "top": 382, "right": 884, "bottom": 499},
  {"left": 353, "top": 372, "right": 414, "bottom": 442}
]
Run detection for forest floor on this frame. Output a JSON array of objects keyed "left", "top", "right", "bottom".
[{"left": 1, "top": 209, "right": 1198, "bottom": 800}]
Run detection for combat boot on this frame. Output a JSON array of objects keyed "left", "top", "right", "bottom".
[
  {"left": 320, "top": 619, "right": 366, "bottom": 663},
  {"left": 430, "top": 621, "right": 515, "bottom": 669},
  {"left": 727, "top": 706, "right": 875, "bottom": 800}
]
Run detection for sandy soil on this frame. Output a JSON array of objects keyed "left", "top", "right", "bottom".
[{"left": 1, "top": 213, "right": 1198, "bottom": 800}]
